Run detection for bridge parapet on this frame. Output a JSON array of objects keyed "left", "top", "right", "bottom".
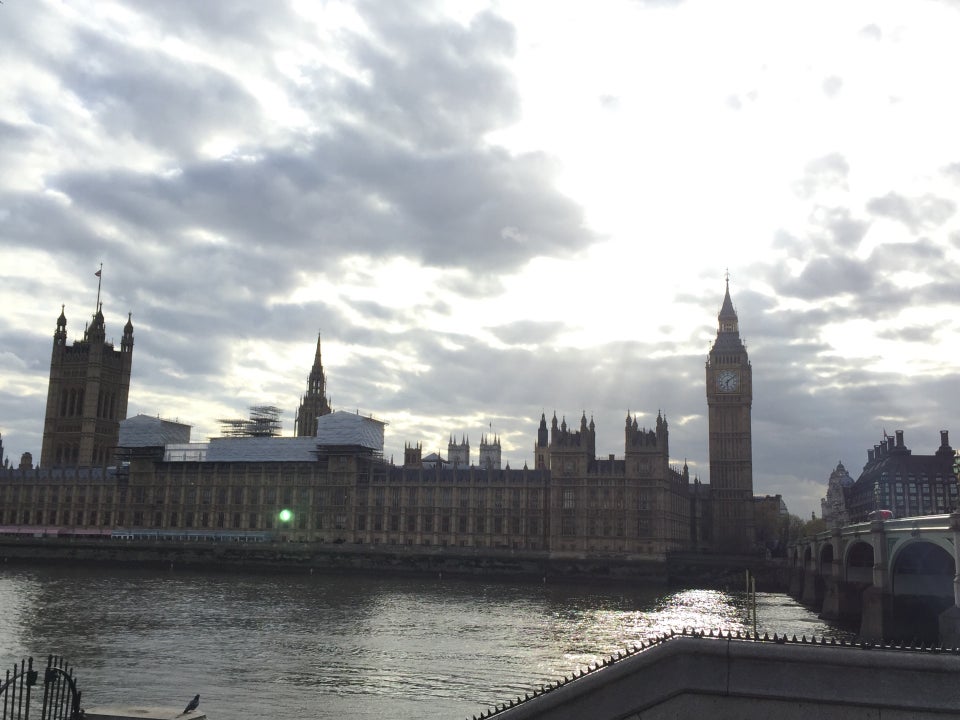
[
  {"left": 790, "top": 513, "right": 960, "bottom": 644},
  {"left": 471, "top": 630, "right": 960, "bottom": 720}
]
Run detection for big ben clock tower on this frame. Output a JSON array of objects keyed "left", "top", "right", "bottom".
[{"left": 706, "top": 278, "right": 754, "bottom": 553}]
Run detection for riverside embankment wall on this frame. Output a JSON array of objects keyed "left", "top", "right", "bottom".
[
  {"left": 0, "top": 537, "right": 789, "bottom": 588},
  {"left": 481, "top": 632, "right": 960, "bottom": 720}
]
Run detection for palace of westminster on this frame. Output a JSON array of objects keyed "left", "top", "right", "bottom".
[{"left": 0, "top": 284, "right": 763, "bottom": 556}]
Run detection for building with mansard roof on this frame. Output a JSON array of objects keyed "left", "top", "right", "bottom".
[{"left": 842, "top": 430, "right": 956, "bottom": 521}]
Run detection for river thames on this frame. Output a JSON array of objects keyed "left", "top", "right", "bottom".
[{"left": 0, "top": 565, "right": 852, "bottom": 719}]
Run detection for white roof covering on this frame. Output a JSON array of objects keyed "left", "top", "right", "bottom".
[
  {"left": 164, "top": 443, "right": 209, "bottom": 462},
  {"left": 205, "top": 436, "right": 320, "bottom": 462},
  {"left": 315, "top": 411, "right": 385, "bottom": 451},
  {"left": 119, "top": 414, "right": 192, "bottom": 447}
]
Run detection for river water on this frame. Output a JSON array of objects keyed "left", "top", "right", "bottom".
[{"left": 0, "top": 565, "right": 852, "bottom": 719}]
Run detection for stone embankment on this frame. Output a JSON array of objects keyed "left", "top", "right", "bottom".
[
  {"left": 0, "top": 536, "right": 668, "bottom": 583},
  {"left": 0, "top": 537, "right": 789, "bottom": 589}
]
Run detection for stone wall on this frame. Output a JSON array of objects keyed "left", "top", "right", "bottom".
[{"left": 478, "top": 632, "right": 960, "bottom": 720}]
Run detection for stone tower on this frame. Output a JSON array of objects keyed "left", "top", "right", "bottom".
[
  {"left": 294, "top": 332, "right": 332, "bottom": 437},
  {"left": 478, "top": 433, "right": 501, "bottom": 470},
  {"left": 448, "top": 434, "right": 470, "bottom": 467},
  {"left": 705, "top": 279, "right": 754, "bottom": 552},
  {"left": 40, "top": 303, "right": 134, "bottom": 468},
  {"left": 534, "top": 412, "right": 549, "bottom": 469}
]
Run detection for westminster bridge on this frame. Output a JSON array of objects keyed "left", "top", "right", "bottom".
[{"left": 789, "top": 512, "right": 960, "bottom": 645}]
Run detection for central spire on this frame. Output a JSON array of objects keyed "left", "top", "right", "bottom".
[
  {"left": 718, "top": 275, "right": 738, "bottom": 334},
  {"left": 295, "top": 330, "right": 332, "bottom": 436}
]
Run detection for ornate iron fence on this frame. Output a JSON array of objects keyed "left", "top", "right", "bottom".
[{"left": 0, "top": 656, "right": 82, "bottom": 720}]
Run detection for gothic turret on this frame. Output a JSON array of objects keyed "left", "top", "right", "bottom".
[
  {"left": 55, "top": 306, "right": 67, "bottom": 346},
  {"left": 121, "top": 312, "right": 134, "bottom": 354},
  {"left": 294, "top": 332, "right": 333, "bottom": 437},
  {"left": 537, "top": 413, "right": 548, "bottom": 448}
]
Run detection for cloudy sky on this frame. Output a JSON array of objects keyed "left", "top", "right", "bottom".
[{"left": 2, "top": 0, "right": 959, "bottom": 518}]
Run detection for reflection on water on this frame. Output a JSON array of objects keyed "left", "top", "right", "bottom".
[{"left": 0, "top": 566, "right": 853, "bottom": 720}]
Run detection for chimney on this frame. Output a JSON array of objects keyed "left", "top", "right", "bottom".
[
  {"left": 895, "top": 430, "right": 905, "bottom": 448},
  {"left": 941, "top": 430, "right": 950, "bottom": 448}
]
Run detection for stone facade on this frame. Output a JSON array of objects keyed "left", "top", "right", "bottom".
[
  {"left": 821, "top": 461, "right": 854, "bottom": 527},
  {"left": 3, "top": 283, "right": 758, "bottom": 557},
  {"left": 705, "top": 280, "right": 754, "bottom": 552},
  {"left": 40, "top": 303, "right": 133, "bottom": 468}
]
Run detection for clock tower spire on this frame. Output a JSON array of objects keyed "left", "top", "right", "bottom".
[{"left": 706, "top": 277, "right": 754, "bottom": 553}]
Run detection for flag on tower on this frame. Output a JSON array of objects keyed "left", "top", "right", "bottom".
[{"left": 95, "top": 269, "right": 101, "bottom": 277}]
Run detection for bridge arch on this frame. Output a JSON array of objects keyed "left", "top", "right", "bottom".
[
  {"left": 818, "top": 542, "right": 834, "bottom": 574},
  {"left": 844, "top": 540, "right": 874, "bottom": 585},
  {"left": 890, "top": 539, "right": 954, "bottom": 597},
  {"left": 889, "top": 539, "right": 955, "bottom": 643}
]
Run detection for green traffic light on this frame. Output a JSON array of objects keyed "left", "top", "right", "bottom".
[{"left": 279, "top": 509, "right": 293, "bottom": 523}]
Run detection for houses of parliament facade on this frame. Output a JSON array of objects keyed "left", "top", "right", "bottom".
[{"left": 0, "top": 284, "right": 756, "bottom": 556}]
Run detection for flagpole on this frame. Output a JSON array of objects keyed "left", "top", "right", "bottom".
[{"left": 95, "top": 263, "right": 103, "bottom": 312}]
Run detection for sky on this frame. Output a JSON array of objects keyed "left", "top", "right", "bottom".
[{"left": 1, "top": 0, "right": 959, "bottom": 519}]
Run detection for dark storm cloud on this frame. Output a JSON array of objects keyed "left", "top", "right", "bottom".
[{"left": 866, "top": 192, "right": 957, "bottom": 232}]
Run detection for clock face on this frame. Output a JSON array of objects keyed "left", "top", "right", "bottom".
[{"left": 717, "top": 369, "right": 740, "bottom": 392}]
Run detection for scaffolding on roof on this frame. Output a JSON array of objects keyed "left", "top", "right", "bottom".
[{"left": 217, "top": 405, "right": 283, "bottom": 438}]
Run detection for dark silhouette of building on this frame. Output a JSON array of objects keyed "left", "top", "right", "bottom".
[
  {"left": 843, "top": 430, "right": 956, "bottom": 521},
  {"left": 706, "top": 279, "right": 754, "bottom": 552},
  {"left": 40, "top": 303, "right": 133, "bottom": 468},
  {"left": 294, "top": 332, "right": 332, "bottom": 436}
]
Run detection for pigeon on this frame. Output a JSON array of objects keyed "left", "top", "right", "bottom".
[{"left": 181, "top": 694, "right": 200, "bottom": 715}]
